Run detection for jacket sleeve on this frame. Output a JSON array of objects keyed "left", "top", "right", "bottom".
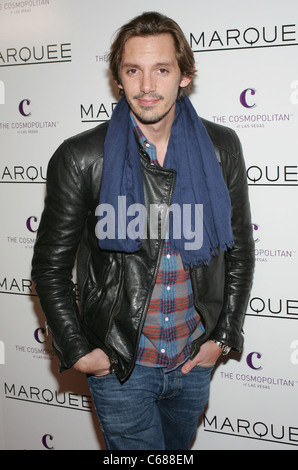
[
  {"left": 31, "top": 141, "right": 91, "bottom": 371},
  {"left": 210, "top": 129, "right": 255, "bottom": 351}
]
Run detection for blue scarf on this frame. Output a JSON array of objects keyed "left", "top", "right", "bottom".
[{"left": 97, "top": 96, "right": 233, "bottom": 267}]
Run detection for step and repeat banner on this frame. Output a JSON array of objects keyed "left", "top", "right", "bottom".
[{"left": 1, "top": 0, "right": 298, "bottom": 450}]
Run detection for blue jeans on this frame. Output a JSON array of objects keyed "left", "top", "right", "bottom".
[{"left": 87, "top": 363, "right": 213, "bottom": 450}]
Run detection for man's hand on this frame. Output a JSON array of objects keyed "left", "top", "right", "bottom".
[
  {"left": 181, "top": 340, "right": 223, "bottom": 374},
  {"left": 73, "top": 348, "right": 111, "bottom": 376}
]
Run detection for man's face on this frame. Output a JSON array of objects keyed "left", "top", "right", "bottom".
[{"left": 118, "top": 34, "right": 191, "bottom": 125}]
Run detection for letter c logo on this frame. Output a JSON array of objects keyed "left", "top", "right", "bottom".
[
  {"left": 253, "top": 223, "right": 260, "bottom": 243},
  {"left": 240, "top": 88, "right": 256, "bottom": 108},
  {"left": 34, "top": 328, "right": 46, "bottom": 344},
  {"left": 0, "top": 80, "right": 5, "bottom": 105},
  {"left": 19, "top": 99, "right": 31, "bottom": 117},
  {"left": 26, "top": 216, "right": 38, "bottom": 233},
  {"left": 42, "top": 434, "right": 54, "bottom": 450},
  {"left": 246, "top": 351, "right": 262, "bottom": 370}
]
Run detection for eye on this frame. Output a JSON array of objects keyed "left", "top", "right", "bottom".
[
  {"left": 127, "top": 68, "right": 138, "bottom": 75},
  {"left": 158, "top": 68, "right": 168, "bottom": 74}
]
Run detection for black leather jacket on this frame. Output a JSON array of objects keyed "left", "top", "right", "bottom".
[{"left": 31, "top": 118, "right": 255, "bottom": 382}]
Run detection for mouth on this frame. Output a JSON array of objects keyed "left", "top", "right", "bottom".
[
  {"left": 133, "top": 94, "right": 163, "bottom": 108},
  {"left": 137, "top": 98, "right": 160, "bottom": 107}
]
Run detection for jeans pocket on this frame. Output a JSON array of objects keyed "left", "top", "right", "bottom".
[
  {"left": 87, "top": 371, "right": 114, "bottom": 381},
  {"left": 195, "top": 364, "right": 215, "bottom": 370}
]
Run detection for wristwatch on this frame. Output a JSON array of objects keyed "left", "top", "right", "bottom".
[{"left": 212, "top": 340, "right": 231, "bottom": 356}]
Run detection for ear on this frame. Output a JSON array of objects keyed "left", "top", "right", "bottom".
[
  {"left": 180, "top": 74, "right": 192, "bottom": 89},
  {"left": 115, "top": 79, "right": 123, "bottom": 91}
]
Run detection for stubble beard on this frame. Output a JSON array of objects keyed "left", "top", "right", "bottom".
[{"left": 127, "top": 93, "right": 177, "bottom": 125}]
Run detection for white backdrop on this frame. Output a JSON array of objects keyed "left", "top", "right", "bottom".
[{"left": 1, "top": 0, "right": 298, "bottom": 450}]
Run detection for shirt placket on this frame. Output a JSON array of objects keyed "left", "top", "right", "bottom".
[
  {"left": 141, "top": 136, "right": 177, "bottom": 365},
  {"left": 159, "top": 244, "right": 177, "bottom": 363}
]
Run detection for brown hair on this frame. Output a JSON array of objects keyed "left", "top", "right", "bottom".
[{"left": 109, "top": 11, "right": 196, "bottom": 97}]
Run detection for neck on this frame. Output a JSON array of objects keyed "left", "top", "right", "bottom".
[{"left": 132, "top": 106, "right": 176, "bottom": 166}]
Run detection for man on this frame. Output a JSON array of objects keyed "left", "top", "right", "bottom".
[{"left": 32, "top": 12, "right": 255, "bottom": 450}]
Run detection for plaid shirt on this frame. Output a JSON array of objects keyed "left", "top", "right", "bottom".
[{"left": 131, "top": 115, "right": 205, "bottom": 370}]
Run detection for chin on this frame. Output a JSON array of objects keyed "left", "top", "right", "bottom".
[
  {"left": 133, "top": 106, "right": 174, "bottom": 125},
  {"left": 135, "top": 113, "right": 164, "bottom": 125}
]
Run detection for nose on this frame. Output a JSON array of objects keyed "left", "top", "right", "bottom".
[{"left": 140, "top": 71, "right": 155, "bottom": 94}]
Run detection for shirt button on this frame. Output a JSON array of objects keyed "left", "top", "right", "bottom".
[
  {"left": 167, "top": 286, "right": 171, "bottom": 291},
  {"left": 161, "top": 348, "right": 165, "bottom": 354},
  {"left": 165, "top": 317, "right": 169, "bottom": 322},
  {"left": 166, "top": 254, "right": 171, "bottom": 259}
]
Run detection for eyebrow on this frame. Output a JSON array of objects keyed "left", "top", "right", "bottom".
[{"left": 121, "top": 61, "right": 174, "bottom": 69}]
